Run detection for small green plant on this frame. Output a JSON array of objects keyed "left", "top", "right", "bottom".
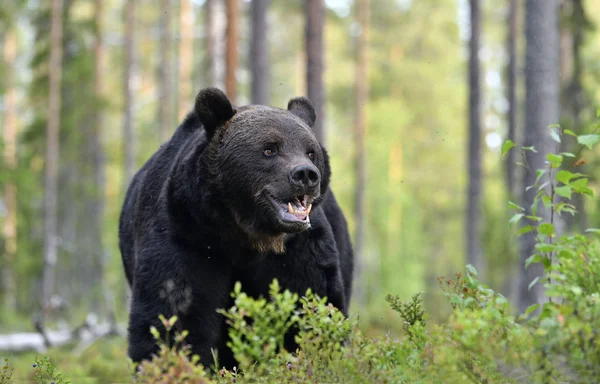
[
  {"left": 31, "top": 356, "right": 70, "bottom": 384},
  {"left": 133, "top": 315, "right": 210, "bottom": 384},
  {"left": 1, "top": 359, "right": 13, "bottom": 384}
]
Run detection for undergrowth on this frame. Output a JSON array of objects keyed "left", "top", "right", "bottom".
[{"left": 2, "top": 125, "right": 599, "bottom": 383}]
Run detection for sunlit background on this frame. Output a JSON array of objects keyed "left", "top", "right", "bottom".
[{"left": 1, "top": 0, "right": 600, "bottom": 379}]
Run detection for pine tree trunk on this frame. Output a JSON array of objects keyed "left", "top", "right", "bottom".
[
  {"left": 518, "top": 0, "right": 562, "bottom": 313},
  {"left": 225, "top": 0, "right": 239, "bottom": 101},
  {"left": 2, "top": 31, "right": 18, "bottom": 312},
  {"left": 466, "top": 0, "right": 483, "bottom": 274},
  {"left": 251, "top": 0, "right": 269, "bottom": 105},
  {"left": 305, "top": 0, "right": 324, "bottom": 143},
  {"left": 178, "top": 0, "right": 193, "bottom": 120},
  {"left": 158, "top": 1, "right": 172, "bottom": 141},
  {"left": 88, "top": 0, "right": 107, "bottom": 316},
  {"left": 205, "top": 0, "right": 226, "bottom": 89},
  {"left": 353, "top": 0, "right": 368, "bottom": 308},
  {"left": 505, "top": 0, "right": 517, "bottom": 199},
  {"left": 123, "top": 0, "right": 135, "bottom": 188},
  {"left": 42, "top": 0, "right": 64, "bottom": 321}
]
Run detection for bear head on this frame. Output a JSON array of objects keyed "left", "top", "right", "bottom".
[{"left": 194, "top": 88, "right": 331, "bottom": 253}]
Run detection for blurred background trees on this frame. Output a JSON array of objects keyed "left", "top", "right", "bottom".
[{"left": 0, "top": 0, "right": 599, "bottom": 346}]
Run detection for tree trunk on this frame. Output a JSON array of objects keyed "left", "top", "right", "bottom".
[
  {"left": 123, "top": 0, "right": 135, "bottom": 188},
  {"left": 225, "top": 0, "right": 239, "bottom": 101},
  {"left": 518, "top": 0, "right": 562, "bottom": 314},
  {"left": 353, "top": 0, "right": 368, "bottom": 308},
  {"left": 2, "top": 31, "right": 18, "bottom": 312},
  {"left": 305, "top": 0, "right": 325, "bottom": 143},
  {"left": 561, "top": 0, "right": 588, "bottom": 231},
  {"left": 42, "top": 0, "right": 64, "bottom": 321},
  {"left": 250, "top": 0, "right": 269, "bottom": 105},
  {"left": 466, "top": 0, "right": 483, "bottom": 274},
  {"left": 178, "top": 0, "right": 193, "bottom": 120},
  {"left": 205, "top": 0, "right": 215, "bottom": 85},
  {"left": 157, "top": 1, "right": 172, "bottom": 141},
  {"left": 505, "top": 0, "right": 517, "bottom": 199},
  {"left": 205, "top": 0, "right": 225, "bottom": 89},
  {"left": 89, "top": 0, "right": 107, "bottom": 316}
]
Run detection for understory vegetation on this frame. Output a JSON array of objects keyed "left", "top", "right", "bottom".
[{"left": 2, "top": 127, "right": 600, "bottom": 383}]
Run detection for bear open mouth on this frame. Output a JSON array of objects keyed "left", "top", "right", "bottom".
[{"left": 267, "top": 194, "right": 312, "bottom": 224}]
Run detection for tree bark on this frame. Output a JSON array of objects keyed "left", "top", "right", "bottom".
[
  {"left": 353, "top": 0, "right": 368, "bottom": 308},
  {"left": 251, "top": 0, "right": 269, "bottom": 105},
  {"left": 158, "top": 1, "right": 172, "bottom": 141},
  {"left": 505, "top": 0, "right": 517, "bottom": 199},
  {"left": 2, "top": 31, "right": 18, "bottom": 312},
  {"left": 178, "top": 0, "right": 193, "bottom": 120},
  {"left": 305, "top": 0, "right": 325, "bottom": 143},
  {"left": 205, "top": 0, "right": 225, "bottom": 89},
  {"left": 466, "top": 0, "right": 483, "bottom": 274},
  {"left": 518, "top": 0, "right": 562, "bottom": 314},
  {"left": 225, "top": 0, "right": 239, "bottom": 101},
  {"left": 123, "top": 0, "right": 136, "bottom": 188},
  {"left": 89, "top": 0, "right": 107, "bottom": 316},
  {"left": 42, "top": 0, "right": 64, "bottom": 321},
  {"left": 205, "top": 0, "right": 215, "bottom": 85}
]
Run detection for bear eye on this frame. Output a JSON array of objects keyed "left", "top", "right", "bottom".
[
  {"left": 307, "top": 151, "right": 315, "bottom": 160},
  {"left": 264, "top": 147, "right": 277, "bottom": 157}
]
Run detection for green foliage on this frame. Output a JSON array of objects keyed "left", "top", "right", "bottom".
[
  {"left": 32, "top": 357, "right": 70, "bottom": 384},
  {"left": 0, "top": 359, "right": 13, "bottom": 384}
]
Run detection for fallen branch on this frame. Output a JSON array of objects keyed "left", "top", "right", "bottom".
[{"left": 0, "top": 322, "right": 126, "bottom": 353}]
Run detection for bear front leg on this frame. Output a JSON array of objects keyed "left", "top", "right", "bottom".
[{"left": 127, "top": 250, "right": 232, "bottom": 369}]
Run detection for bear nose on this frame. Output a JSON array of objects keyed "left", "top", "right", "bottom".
[{"left": 290, "top": 164, "right": 320, "bottom": 189}]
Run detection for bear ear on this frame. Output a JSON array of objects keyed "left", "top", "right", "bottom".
[
  {"left": 287, "top": 97, "right": 316, "bottom": 128},
  {"left": 194, "top": 88, "right": 236, "bottom": 138}
]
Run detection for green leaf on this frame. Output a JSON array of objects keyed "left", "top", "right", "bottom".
[
  {"left": 501, "top": 140, "right": 515, "bottom": 156},
  {"left": 528, "top": 277, "right": 540, "bottom": 291},
  {"left": 518, "top": 225, "right": 534, "bottom": 236},
  {"left": 538, "top": 223, "right": 555, "bottom": 236},
  {"left": 556, "top": 170, "right": 573, "bottom": 184},
  {"left": 525, "top": 215, "right": 542, "bottom": 222},
  {"left": 561, "top": 152, "right": 576, "bottom": 157},
  {"left": 525, "top": 254, "right": 541, "bottom": 268},
  {"left": 541, "top": 195, "right": 552, "bottom": 208},
  {"left": 509, "top": 201, "right": 525, "bottom": 211},
  {"left": 550, "top": 129, "right": 561, "bottom": 143},
  {"left": 546, "top": 153, "right": 563, "bottom": 168},
  {"left": 597, "top": 108, "right": 600, "bottom": 118},
  {"left": 577, "top": 134, "right": 600, "bottom": 149},
  {"left": 522, "top": 146, "right": 537, "bottom": 153},
  {"left": 555, "top": 186, "right": 572, "bottom": 199},
  {"left": 535, "top": 243, "right": 555, "bottom": 253},
  {"left": 585, "top": 228, "right": 600, "bottom": 234},
  {"left": 563, "top": 129, "right": 577, "bottom": 137},
  {"left": 510, "top": 213, "right": 525, "bottom": 224},
  {"left": 524, "top": 304, "right": 539, "bottom": 316}
]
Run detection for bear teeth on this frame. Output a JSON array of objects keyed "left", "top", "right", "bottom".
[{"left": 288, "top": 201, "right": 311, "bottom": 216}]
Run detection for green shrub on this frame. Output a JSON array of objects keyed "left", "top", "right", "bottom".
[{"left": 3, "top": 124, "right": 599, "bottom": 383}]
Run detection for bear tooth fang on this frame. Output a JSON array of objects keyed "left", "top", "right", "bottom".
[
  {"left": 288, "top": 202, "right": 294, "bottom": 213},
  {"left": 306, "top": 204, "right": 312, "bottom": 215}
]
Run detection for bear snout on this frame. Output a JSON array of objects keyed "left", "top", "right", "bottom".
[{"left": 289, "top": 164, "right": 320, "bottom": 190}]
